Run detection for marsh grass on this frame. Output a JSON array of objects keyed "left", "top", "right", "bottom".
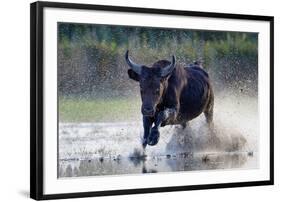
[{"left": 59, "top": 97, "right": 141, "bottom": 122}]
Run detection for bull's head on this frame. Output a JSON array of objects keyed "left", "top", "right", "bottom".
[{"left": 125, "top": 50, "right": 176, "bottom": 117}]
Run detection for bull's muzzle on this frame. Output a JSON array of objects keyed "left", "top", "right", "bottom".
[{"left": 141, "top": 107, "right": 155, "bottom": 117}]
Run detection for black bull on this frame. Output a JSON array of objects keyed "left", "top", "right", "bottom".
[{"left": 125, "top": 51, "right": 214, "bottom": 148}]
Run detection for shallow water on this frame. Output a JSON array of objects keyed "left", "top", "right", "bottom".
[
  {"left": 58, "top": 94, "right": 258, "bottom": 177},
  {"left": 59, "top": 151, "right": 257, "bottom": 178}
]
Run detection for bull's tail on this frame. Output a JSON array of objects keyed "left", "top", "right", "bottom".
[{"left": 204, "top": 86, "right": 214, "bottom": 127}]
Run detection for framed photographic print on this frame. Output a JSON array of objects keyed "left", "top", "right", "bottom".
[{"left": 30, "top": 1, "right": 274, "bottom": 200}]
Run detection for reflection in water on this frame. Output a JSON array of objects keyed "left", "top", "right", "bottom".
[
  {"left": 58, "top": 120, "right": 257, "bottom": 178},
  {"left": 59, "top": 152, "right": 256, "bottom": 177},
  {"left": 59, "top": 122, "right": 257, "bottom": 178}
]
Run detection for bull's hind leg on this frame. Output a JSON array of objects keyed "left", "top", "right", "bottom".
[
  {"left": 204, "top": 88, "right": 214, "bottom": 129},
  {"left": 204, "top": 89, "right": 221, "bottom": 149}
]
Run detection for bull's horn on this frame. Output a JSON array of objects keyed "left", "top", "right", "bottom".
[
  {"left": 161, "top": 55, "right": 176, "bottom": 77},
  {"left": 125, "top": 50, "right": 142, "bottom": 75}
]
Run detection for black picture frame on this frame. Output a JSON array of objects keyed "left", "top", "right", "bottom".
[{"left": 30, "top": 1, "right": 274, "bottom": 200}]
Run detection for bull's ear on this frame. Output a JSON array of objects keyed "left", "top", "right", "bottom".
[{"left": 128, "top": 69, "right": 140, "bottom": 82}]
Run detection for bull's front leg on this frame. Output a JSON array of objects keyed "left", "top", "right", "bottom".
[
  {"left": 142, "top": 116, "right": 154, "bottom": 148},
  {"left": 147, "top": 108, "right": 177, "bottom": 146}
]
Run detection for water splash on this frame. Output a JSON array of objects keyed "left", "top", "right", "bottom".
[{"left": 58, "top": 91, "right": 258, "bottom": 177}]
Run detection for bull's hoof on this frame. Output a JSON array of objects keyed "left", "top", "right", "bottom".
[
  {"left": 142, "top": 138, "right": 148, "bottom": 149},
  {"left": 147, "top": 128, "right": 160, "bottom": 146}
]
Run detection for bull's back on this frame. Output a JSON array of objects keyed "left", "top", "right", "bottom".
[{"left": 178, "top": 66, "right": 211, "bottom": 121}]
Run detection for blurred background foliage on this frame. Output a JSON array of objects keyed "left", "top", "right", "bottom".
[
  {"left": 58, "top": 23, "right": 258, "bottom": 98},
  {"left": 58, "top": 23, "right": 258, "bottom": 122}
]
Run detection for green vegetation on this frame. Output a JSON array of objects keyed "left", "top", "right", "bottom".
[
  {"left": 58, "top": 23, "right": 258, "bottom": 122},
  {"left": 59, "top": 97, "right": 141, "bottom": 122}
]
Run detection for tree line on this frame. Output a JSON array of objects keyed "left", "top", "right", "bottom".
[{"left": 58, "top": 23, "right": 258, "bottom": 97}]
